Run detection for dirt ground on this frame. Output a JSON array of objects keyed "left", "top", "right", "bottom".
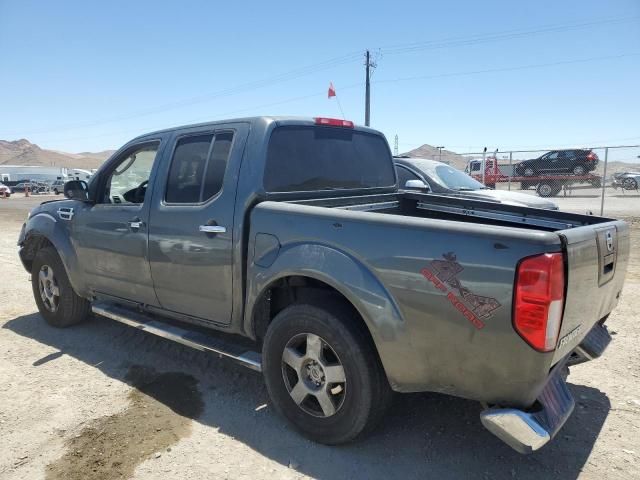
[{"left": 1, "top": 196, "right": 639, "bottom": 480}]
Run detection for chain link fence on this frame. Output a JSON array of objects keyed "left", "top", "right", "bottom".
[{"left": 461, "top": 145, "right": 640, "bottom": 218}]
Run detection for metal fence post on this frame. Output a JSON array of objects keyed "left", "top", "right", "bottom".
[
  {"left": 481, "top": 149, "right": 486, "bottom": 186},
  {"left": 508, "top": 151, "right": 512, "bottom": 191},
  {"left": 599, "top": 147, "right": 609, "bottom": 216}
]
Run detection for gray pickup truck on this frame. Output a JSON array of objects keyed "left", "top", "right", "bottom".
[{"left": 18, "top": 116, "right": 628, "bottom": 452}]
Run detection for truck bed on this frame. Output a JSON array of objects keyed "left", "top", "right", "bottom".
[
  {"left": 249, "top": 192, "right": 629, "bottom": 407},
  {"left": 292, "top": 191, "right": 612, "bottom": 231}
]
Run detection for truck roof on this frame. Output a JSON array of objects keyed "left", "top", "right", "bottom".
[{"left": 133, "top": 116, "right": 383, "bottom": 141}]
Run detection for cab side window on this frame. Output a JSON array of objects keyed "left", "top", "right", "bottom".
[
  {"left": 103, "top": 143, "right": 160, "bottom": 204},
  {"left": 165, "top": 132, "right": 234, "bottom": 204},
  {"left": 165, "top": 134, "right": 213, "bottom": 203}
]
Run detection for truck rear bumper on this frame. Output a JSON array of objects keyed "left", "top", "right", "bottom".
[
  {"left": 480, "top": 364, "right": 574, "bottom": 453},
  {"left": 480, "top": 322, "right": 611, "bottom": 453}
]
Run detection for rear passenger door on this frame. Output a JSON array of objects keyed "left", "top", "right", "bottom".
[{"left": 147, "top": 123, "right": 248, "bottom": 325}]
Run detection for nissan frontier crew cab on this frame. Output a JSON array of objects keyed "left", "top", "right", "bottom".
[{"left": 18, "top": 116, "right": 628, "bottom": 453}]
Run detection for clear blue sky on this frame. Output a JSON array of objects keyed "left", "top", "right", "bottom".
[{"left": 0, "top": 0, "right": 638, "bottom": 158}]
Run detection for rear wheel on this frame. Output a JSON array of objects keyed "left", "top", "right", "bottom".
[
  {"left": 537, "top": 181, "right": 562, "bottom": 197},
  {"left": 572, "top": 164, "right": 586, "bottom": 176},
  {"left": 31, "top": 247, "right": 90, "bottom": 327},
  {"left": 623, "top": 178, "right": 638, "bottom": 190},
  {"left": 262, "top": 302, "right": 392, "bottom": 444}
]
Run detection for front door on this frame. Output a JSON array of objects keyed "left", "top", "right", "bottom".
[
  {"left": 74, "top": 139, "right": 164, "bottom": 306},
  {"left": 148, "top": 123, "right": 248, "bottom": 324},
  {"left": 542, "top": 151, "right": 561, "bottom": 172}
]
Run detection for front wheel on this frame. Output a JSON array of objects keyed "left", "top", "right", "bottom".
[
  {"left": 31, "top": 247, "right": 90, "bottom": 327},
  {"left": 537, "top": 181, "right": 561, "bottom": 197},
  {"left": 262, "top": 302, "right": 392, "bottom": 444}
]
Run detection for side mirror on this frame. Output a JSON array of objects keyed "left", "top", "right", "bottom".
[
  {"left": 63, "top": 180, "right": 91, "bottom": 201},
  {"left": 404, "top": 179, "right": 430, "bottom": 191}
]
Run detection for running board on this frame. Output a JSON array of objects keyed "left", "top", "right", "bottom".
[{"left": 92, "top": 303, "right": 262, "bottom": 372}]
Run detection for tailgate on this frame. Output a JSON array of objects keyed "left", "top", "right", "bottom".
[{"left": 552, "top": 220, "right": 630, "bottom": 362}]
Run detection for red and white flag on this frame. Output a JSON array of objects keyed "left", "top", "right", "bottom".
[{"left": 327, "top": 82, "right": 336, "bottom": 98}]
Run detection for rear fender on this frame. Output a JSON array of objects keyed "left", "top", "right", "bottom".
[{"left": 245, "top": 242, "right": 405, "bottom": 375}]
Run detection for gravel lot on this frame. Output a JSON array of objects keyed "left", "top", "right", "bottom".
[{"left": 1, "top": 196, "right": 639, "bottom": 480}]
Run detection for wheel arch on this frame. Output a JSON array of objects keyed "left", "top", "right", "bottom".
[
  {"left": 244, "top": 243, "right": 406, "bottom": 383},
  {"left": 20, "top": 216, "right": 88, "bottom": 297}
]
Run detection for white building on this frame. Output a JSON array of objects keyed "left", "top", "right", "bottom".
[
  {"left": 0, "top": 166, "right": 94, "bottom": 183},
  {"left": 0, "top": 165, "right": 68, "bottom": 183}
]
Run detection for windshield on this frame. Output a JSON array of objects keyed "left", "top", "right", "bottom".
[
  {"left": 409, "top": 160, "right": 486, "bottom": 191},
  {"left": 264, "top": 126, "right": 395, "bottom": 192}
]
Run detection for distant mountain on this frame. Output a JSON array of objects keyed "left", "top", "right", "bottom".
[
  {"left": 0, "top": 139, "right": 114, "bottom": 169},
  {"left": 399, "top": 144, "right": 469, "bottom": 170}
]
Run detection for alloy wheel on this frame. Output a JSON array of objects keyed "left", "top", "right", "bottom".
[
  {"left": 38, "top": 265, "right": 60, "bottom": 312},
  {"left": 281, "top": 333, "right": 347, "bottom": 417}
]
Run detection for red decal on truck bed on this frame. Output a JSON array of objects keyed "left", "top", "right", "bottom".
[{"left": 421, "top": 252, "right": 501, "bottom": 329}]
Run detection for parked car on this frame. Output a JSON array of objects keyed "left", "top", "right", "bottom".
[
  {"left": 395, "top": 157, "right": 558, "bottom": 209},
  {"left": 11, "top": 182, "right": 29, "bottom": 192},
  {"left": 514, "top": 149, "right": 599, "bottom": 177},
  {"left": 611, "top": 171, "right": 640, "bottom": 191},
  {"left": 0, "top": 183, "right": 11, "bottom": 197},
  {"left": 19, "top": 116, "right": 628, "bottom": 453},
  {"left": 11, "top": 181, "right": 47, "bottom": 193},
  {"left": 50, "top": 179, "right": 66, "bottom": 195}
]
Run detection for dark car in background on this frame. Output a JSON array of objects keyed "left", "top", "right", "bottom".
[
  {"left": 395, "top": 157, "right": 558, "bottom": 209},
  {"left": 514, "top": 149, "right": 599, "bottom": 177},
  {"left": 10, "top": 181, "right": 49, "bottom": 194}
]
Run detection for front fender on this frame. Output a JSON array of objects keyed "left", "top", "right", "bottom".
[
  {"left": 20, "top": 210, "right": 88, "bottom": 298},
  {"left": 245, "top": 241, "right": 407, "bottom": 387}
]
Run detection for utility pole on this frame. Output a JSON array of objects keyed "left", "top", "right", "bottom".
[
  {"left": 364, "top": 50, "right": 375, "bottom": 126},
  {"left": 436, "top": 146, "right": 445, "bottom": 163}
]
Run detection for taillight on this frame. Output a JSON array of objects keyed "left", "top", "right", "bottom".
[
  {"left": 587, "top": 152, "right": 598, "bottom": 161},
  {"left": 314, "top": 117, "right": 354, "bottom": 128},
  {"left": 514, "top": 253, "right": 565, "bottom": 352}
]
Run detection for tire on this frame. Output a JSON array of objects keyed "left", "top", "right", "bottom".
[
  {"left": 572, "top": 165, "right": 586, "bottom": 176},
  {"left": 523, "top": 167, "right": 535, "bottom": 177},
  {"left": 54, "top": 189, "right": 59, "bottom": 195},
  {"left": 31, "top": 246, "right": 90, "bottom": 327},
  {"left": 262, "top": 301, "right": 392, "bottom": 444},
  {"left": 537, "top": 181, "right": 561, "bottom": 198},
  {"left": 623, "top": 178, "right": 638, "bottom": 191}
]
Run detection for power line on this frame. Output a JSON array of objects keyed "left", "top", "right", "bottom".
[
  {"left": 37, "top": 82, "right": 366, "bottom": 144},
  {"left": 0, "top": 51, "right": 362, "bottom": 137},
  {"left": 372, "top": 52, "right": 640, "bottom": 85},
  {"left": 32, "top": 51, "right": 637, "bottom": 146},
  {"left": 377, "top": 16, "right": 638, "bottom": 56},
  {"left": 3, "top": 15, "right": 637, "bottom": 138}
]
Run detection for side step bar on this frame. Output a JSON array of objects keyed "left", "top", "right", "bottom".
[{"left": 92, "top": 303, "right": 262, "bottom": 372}]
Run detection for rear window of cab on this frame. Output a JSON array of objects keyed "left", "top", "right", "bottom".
[{"left": 264, "top": 126, "right": 396, "bottom": 193}]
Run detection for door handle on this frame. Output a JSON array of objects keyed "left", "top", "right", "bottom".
[
  {"left": 128, "top": 218, "right": 143, "bottom": 230},
  {"left": 199, "top": 225, "right": 226, "bottom": 234}
]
